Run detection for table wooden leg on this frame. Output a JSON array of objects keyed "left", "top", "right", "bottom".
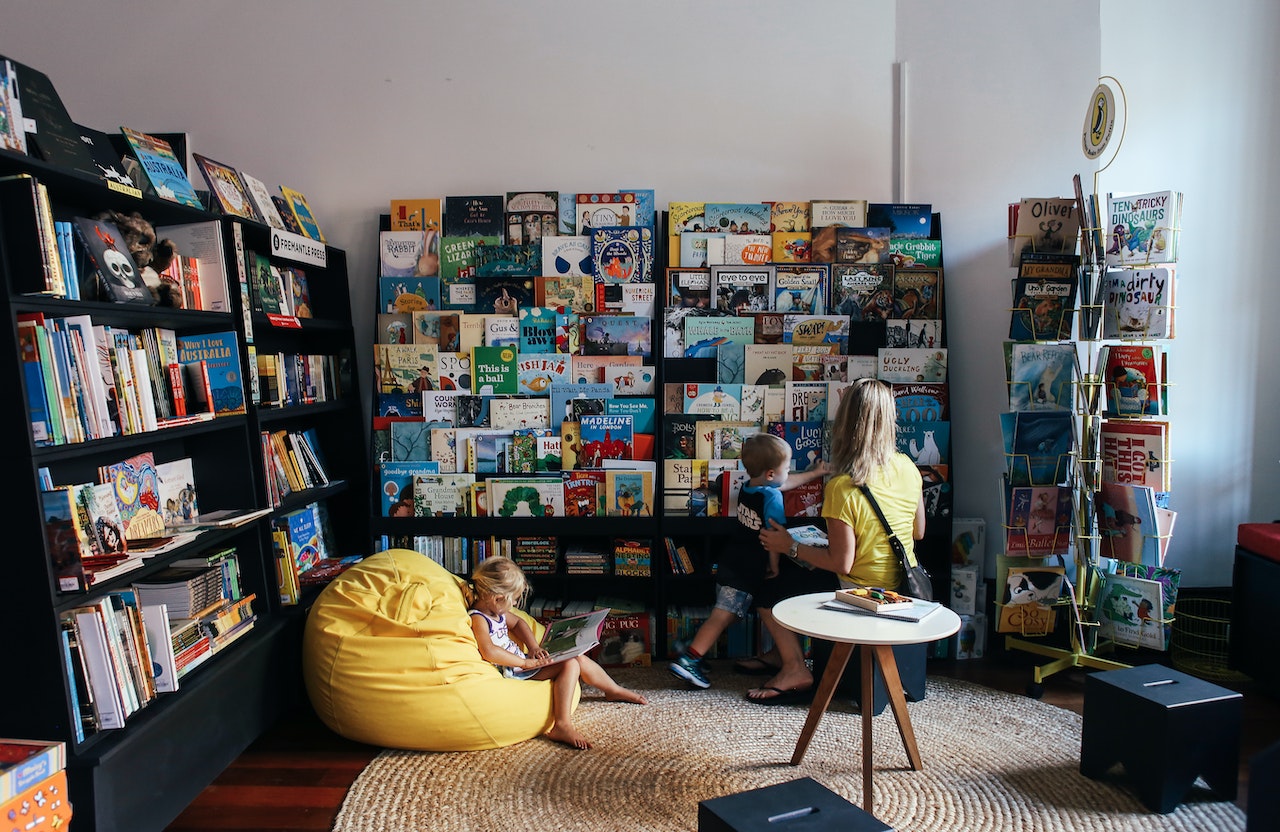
[
  {"left": 789, "top": 641, "right": 852, "bottom": 766},
  {"left": 861, "top": 645, "right": 875, "bottom": 811},
  {"left": 872, "top": 643, "right": 922, "bottom": 771}
]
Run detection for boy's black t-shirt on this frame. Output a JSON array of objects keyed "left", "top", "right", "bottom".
[{"left": 715, "top": 483, "right": 782, "bottom": 597}]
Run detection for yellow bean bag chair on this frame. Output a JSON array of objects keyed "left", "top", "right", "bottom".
[{"left": 302, "top": 549, "right": 576, "bottom": 751}]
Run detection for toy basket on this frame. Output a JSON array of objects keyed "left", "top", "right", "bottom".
[{"left": 1170, "top": 597, "right": 1249, "bottom": 683}]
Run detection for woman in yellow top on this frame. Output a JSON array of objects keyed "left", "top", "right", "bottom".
[{"left": 747, "top": 378, "right": 925, "bottom": 704}]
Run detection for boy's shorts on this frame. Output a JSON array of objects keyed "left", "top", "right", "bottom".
[{"left": 713, "top": 583, "right": 754, "bottom": 617}]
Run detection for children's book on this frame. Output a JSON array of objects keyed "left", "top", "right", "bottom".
[
  {"left": 604, "top": 470, "right": 653, "bottom": 517},
  {"left": 175, "top": 331, "right": 245, "bottom": 415},
  {"left": 767, "top": 420, "right": 825, "bottom": 472},
  {"left": 1002, "top": 482, "right": 1073, "bottom": 557},
  {"left": 809, "top": 199, "right": 869, "bottom": 228},
  {"left": 580, "top": 315, "right": 652, "bottom": 358},
  {"left": 444, "top": 195, "right": 505, "bottom": 238},
  {"left": 101, "top": 451, "right": 165, "bottom": 541},
  {"left": 890, "top": 382, "right": 949, "bottom": 423},
  {"left": 1113, "top": 562, "right": 1180, "bottom": 650},
  {"left": 830, "top": 263, "right": 895, "bottom": 321},
  {"left": 889, "top": 238, "right": 943, "bottom": 268},
  {"left": 591, "top": 226, "right": 652, "bottom": 284},
  {"left": 666, "top": 267, "right": 712, "bottom": 308},
  {"left": 539, "top": 607, "right": 610, "bottom": 662},
  {"left": 541, "top": 236, "right": 593, "bottom": 279},
  {"left": 1008, "top": 342, "right": 1075, "bottom": 411},
  {"left": 1097, "top": 481, "right": 1162, "bottom": 564},
  {"left": 868, "top": 203, "right": 933, "bottom": 238},
  {"left": 119, "top": 127, "right": 203, "bottom": 208},
  {"left": 710, "top": 265, "right": 773, "bottom": 313},
  {"left": 722, "top": 234, "right": 773, "bottom": 266},
  {"left": 702, "top": 202, "right": 771, "bottom": 235},
  {"left": 489, "top": 477, "right": 565, "bottom": 518},
  {"left": 516, "top": 306, "right": 557, "bottom": 354},
  {"left": 192, "top": 154, "right": 259, "bottom": 222},
  {"left": 1000, "top": 410, "right": 1073, "bottom": 487},
  {"left": 1100, "top": 267, "right": 1175, "bottom": 339},
  {"left": 682, "top": 315, "right": 755, "bottom": 359},
  {"left": 379, "top": 230, "right": 435, "bottom": 278},
  {"left": 897, "top": 420, "right": 950, "bottom": 466},
  {"left": 439, "top": 235, "right": 499, "bottom": 306},
  {"left": 471, "top": 345, "right": 518, "bottom": 395},
  {"left": 1105, "top": 190, "right": 1182, "bottom": 268},
  {"left": 577, "top": 414, "right": 634, "bottom": 466},
  {"left": 509, "top": 427, "right": 555, "bottom": 473},
  {"left": 517, "top": 355, "right": 571, "bottom": 396},
  {"left": 389, "top": 198, "right": 443, "bottom": 234},
  {"left": 770, "top": 201, "right": 811, "bottom": 233},
  {"left": 772, "top": 231, "right": 812, "bottom": 263},
  {"left": 678, "top": 231, "right": 728, "bottom": 267},
  {"left": 1099, "top": 419, "right": 1170, "bottom": 492},
  {"left": 1009, "top": 272, "right": 1077, "bottom": 342},
  {"left": 412, "top": 472, "right": 473, "bottom": 517},
  {"left": 436, "top": 352, "right": 473, "bottom": 393},
  {"left": 1097, "top": 571, "right": 1165, "bottom": 649},
  {"left": 278, "top": 184, "right": 326, "bottom": 242},
  {"left": 668, "top": 201, "right": 707, "bottom": 233},
  {"left": 483, "top": 315, "right": 520, "bottom": 348},
  {"left": 892, "top": 267, "right": 943, "bottom": 320},
  {"left": 155, "top": 457, "right": 198, "bottom": 529},
  {"left": 743, "top": 343, "right": 793, "bottom": 387},
  {"left": 1008, "top": 196, "right": 1080, "bottom": 267},
  {"left": 411, "top": 311, "right": 459, "bottom": 350},
  {"left": 1101, "top": 344, "right": 1163, "bottom": 417},
  {"left": 772, "top": 265, "right": 828, "bottom": 315},
  {"left": 604, "top": 364, "right": 655, "bottom": 396},
  {"left": 886, "top": 318, "right": 941, "bottom": 349},
  {"left": 682, "top": 383, "right": 742, "bottom": 419},
  {"left": 834, "top": 227, "right": 891, "bottom": 264},
  {"left": 73, "top": 217, "right": 151, "bottom": 305},
  {"left": 877, "top": 347, "right": 947, "bottom": 383},
  {"left": 549, "top": 382, "right": 614, "bottom": 426},
  {"left": 489, "top": 397, "right": 551, "bottom": 431},
  {"left": 575, "top": 192, "right": 638, "bottom": 233}
]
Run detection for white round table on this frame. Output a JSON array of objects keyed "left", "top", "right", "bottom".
[{"left": 772, "top": 591, "right": 962, "bottom": 813}]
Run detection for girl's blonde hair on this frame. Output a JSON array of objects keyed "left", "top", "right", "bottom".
[
  {"left": 828, "top": 377, "right": 898, "bottom": 485},
  {"left": 469, "top": 556, "right": 530, "bottom": 608}
]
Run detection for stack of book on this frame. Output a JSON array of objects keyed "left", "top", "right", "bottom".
[
  {"left": 563, "top": 542, "right": 609, "bottom": 575},
  {"left": 513, "top": 536, "right": 558, "bottom": 575},
  {"left": 131, "top": 565, "right": 226, "bottom": 619}
]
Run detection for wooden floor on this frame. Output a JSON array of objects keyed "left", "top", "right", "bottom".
[{"left": 165, "top": 650, "right": 1280, "bottom": 832}]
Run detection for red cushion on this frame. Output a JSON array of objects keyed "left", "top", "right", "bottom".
[{"left": 1238, "top": 523, "right": 1280, "bottom": 563}]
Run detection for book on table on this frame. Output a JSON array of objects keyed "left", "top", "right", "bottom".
[{"left": 539, "top": 607, "right": 610, "bottom": 663}]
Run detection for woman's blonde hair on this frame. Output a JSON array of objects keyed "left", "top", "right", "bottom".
[
  {"left": 828, "top": 377, "right": 898, "bottom": 485},
  {"left": 470, "top": 556, "right": 530, "bottom": 609}
]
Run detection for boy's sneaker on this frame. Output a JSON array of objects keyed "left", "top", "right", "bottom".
[{"left": 668, "top": 654, "right": 711, "bottom": 689}]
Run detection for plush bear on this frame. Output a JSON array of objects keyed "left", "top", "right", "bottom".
[{"left": 93, "top": 210, "right": 180, "bottom": 306}]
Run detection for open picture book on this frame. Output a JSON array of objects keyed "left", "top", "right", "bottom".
[{"left": 539, "top": 607, "right": 610, "bottom": 662}]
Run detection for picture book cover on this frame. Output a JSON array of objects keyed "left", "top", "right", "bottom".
[
  {"left": 604, "top": 364, "right": 655, "bottom": 396},
  {"left": 82, "top": 481, "right": 128, "bottom": 559},
  {"left": 411, "top": 472, "right": 473, "bottom": 517},
  {"left": 489, "top": 478, "right": 565, "bottom": 517},
  {"left": 541, "top": 235, "right": 593, "bottom": 279},
  {"left": 1003, "top": 482, "right": 1073, "bottom": 557},
  {"left": 389, "top": 420, "right": 432, "bottom": 461},
  {"left": 784, "top": 315, "right": 849, "bottom": 348},
  {"left": 716, "top": 341, "right": 745, "bottom": 384},
  {"left": 271, "top": 195, "right": 304, "bottom": 235},
  {"left": 592, "top": 226, "right": 652, "bottom": 284},
  {"left": 1100, "top": 418, "right": 1169, "bottom": 492},
  {"left": 610, "top": 539, "right": 652, "bottom": 580},
  {"left": 412, "top": 310, "right": 459, "bottom": 349},
  {"left": 709, "top": 265, "right": 772, "bottom": 314},
  {"left": 155, "top": 457, "right": 198, "bottom": 529},
  {"left": 72, "top": 217, "right": 152, "bottom": 304},
  {"left": 889, "top": 238, "right": 943, "bottom": 269},
  {"left": 892, "top": 267, "right": 943, "bottom": 320},
  {"left": 722, "top": 234, "right": 773, "bottom": 266},
  {"left": 886, "top": 318, "right": 941, "bottom": 349},
  {"left": 466, "top": 430, "right": 515, "bottom": 475},
  {"left": 1113, "top": 562, "right": 1180, "bottom": 650},
  {"left": 830, "top": 263, "right": 895, "bottom": 321},
  {"left": 379, "top": 230, "right": 436, "bottom": 279},
  {"left": 1100, "top": 267, "right": 1175, "bottom": 339},
  {"left": 694, "top": 420, "right": 758, "bottom": 460},
  {"left": 484, "top": 315, "right": 519, "bottom": 348},
  {"left": 440, "top": 233, "right": 497, "bottom": 288},
  {"left": 119, "top": 126, "right": 203, "bottom": 208},
  {"left": 471, "top": 345, "right": 518, "bottom": 395},
  {"left": 1008, "top": 342, "right": 1075, "bottom": 411},
  {"left": 578, "top": 414, "right": 634, "bottom": 466},
  {"left": 997, "top": 563, "right": 1061, "bottom": 635},
  {"left": 571, "top": 353, "right": 636, "bottom": 385},
  {"left": 606, "top": 396, "right": 655, "bottom": 434},
  {"left": 678, "top": 231, "right": 728, "bottom": 268},
  {"left": 375, "top": 343, "right": 437, "bottom": 394},
  {"left": 444, "top": 195, "right": 505, "bottom": 238},
  {"left": 605, "top": 470, "right": 653, "bottom": 517},
  {"left": 516, "top": 306, "right": 556, "bottom": 354},
  {"left": 1105, "top": 190, "right": 1182, "bottom": 268},
  {"left": 517, "top": 355, "right": 571, "bottom": 396},
  {"left": 772, "top": 231, "right": 812, "bottom": 263},
  {"left": 103, "top": 451, "right": 165, "bottom": 540},
  {"left": 559, "top": 470, "right": 604, "bottom": 517},
  {"left": 176, "top": 331, "right": 245, "bottom": 415},
  {"left": 772, "top": 265, "right": 828, "bottom": 315},
  {"left": 503, "top": 199, "right": 558, "bottom": 246},
  {"left": 769, "top": 420, "right": 824, "bottom": 472},
  {"left": 389, "top": 197, "right": 443, "bottom": 233},
  {"left": 1009, "top": 196, "right": 1080, "bottom": 267},
  {"left": 1009, "top": 274, "right": 1077, "bottom": 341},
  {"left": 580, "top": 315, "right": 652, "bottom": 358},
  {"left": 897, "top": 420, "right": 950, "bottom": 467},
  {"left": 667, "top": 201, "right": 706, "bottom": 233},
  {"left": 281, "top": 506, "right": 322, "bottom": 574},
  {"left": 1102, "top": 344, "right": 1162, "bottom": 417},
  {"left": 702, "top": 202, "right": 771, "bottom": 235},
  {"left": 783, "top": 380, "right": 828, "bottom": 422},
  {"left": 1098, "top": 572, "right": 1164, "bottom": 649},
  {"left": 510, "top": 427, "right": 555, "bottom": 473},
  {"left": 892, "top": 382, "right": 950, "bottom": 422},
  {"left": 75, "top": 122, "right": 136, "bottom": 194},
  {"left": 489, "top": 397, "right": 551, "bottom": 431},
  {"left": 422, "top": 391, "right": 458, "bottom": 426},
  {"left": 682, "top": 315, "right": 755, "bottom": 359},
  {"left": 809, "top": 199, "right": 868, "bottom": 228},
  {"left": 1000, "top": 410, "right": 1073, "bottom": 487},
  {"left": 867, "top": 203, "right": 933, "bottom": 238},
  {"left": 549, "top": 383, "right": 614, "bottom": 425},
  {"left": 575, "top": 192, "right": 638, "bottom": 233},
  {"left": 682, "top": 383, "right": 742, "bottom": 419},
  {"left": 834, "top": 227, "right": 891, "bottom": 264},
  {"left": 1097, "top": 481, "right": 1162, "bottom": 564},
  {"left": 192, "top": 154, "right": 259, "bottom": 222},
  {"left": 536, "top": 274, "right": 595, "bottom": 316},
  {"left": 770, "top": 201, "right": 810, "bottom": 233},
  {"left": 743, "top": 343, "right": 793, "bottom": 387},
  {"left": 278, "top": 184, "right": 326, "bottom": 242},
  {"left": 877, "top": 347, "right": 947, "bottom": 383},
  {"left": 473, "top": 244, "right": 540, "bottom": 279},
  {"left": 436, "top": 351, "right": 473, "bottom": 392}
]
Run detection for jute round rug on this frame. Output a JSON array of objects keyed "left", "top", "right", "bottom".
[{"left": 331, "top": 666, "right": 1245, "bottom": 832}]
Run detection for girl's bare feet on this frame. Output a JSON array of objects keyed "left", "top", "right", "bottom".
[
  {"left": 602, "top": 687, "right": 648, "bottom": 705},
  {"left": 546, "top": 724, "right": 592, "bottom": 750}
]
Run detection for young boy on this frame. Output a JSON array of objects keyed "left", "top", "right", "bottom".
[{"left": 668, "top": 433, "right": 827, "bottom": 689}]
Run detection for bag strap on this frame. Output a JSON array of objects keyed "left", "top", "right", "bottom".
[{"left": 858, "top": 484, "right": 919, "bottom": 569}]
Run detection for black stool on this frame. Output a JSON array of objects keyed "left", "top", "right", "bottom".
[
  {"left": 1081, "top": 663, "right": 1242, "bottom": 813},
  {"left": 1248, "top": 739, "right": 1280, "bottom": 832},
  {"left": 698, "top": 777, "right": 890, "bottom": 832}
]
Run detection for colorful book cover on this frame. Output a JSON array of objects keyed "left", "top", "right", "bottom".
[
  {"left": 510, "top": 427, "right": 555, "bottom": 473},
  {"left": 1009, "top": 274, "right": 1077, "bottom": 341},
  {"left": 474, "top": 245, "right": 540, "bottom": 279},
  {"left": 1000, "top": 410, "right": 1073, "bottom": 487},
  {"left": 605, "top": 470, "right": 652, "bottom": 517},
  {"left": 1100, "top": 267, "right": 1174, "bottom": 339},
  {"left": 605, "top": 396, "right": 655, "bottom": 435},
  {"left": 889, "top": 238, "right": 943, "bottom": 268},
  {"left": 868, "top": 203, "right": 933, "bottom": 238},
  {"left": 892, "top": 382, "right": 950, "bottom": 422},
  {"left": 379, "top": 230, "right": 437, "bottom": 278},
  {"left": 773, "top": 265, "right": 828, "bottom": 315},
  {"left": 580, "top": 315, "right": 652, "bottom": 358},
  {"left": 489, "top": 397, "right": 551, "bottom": 431},
  {"left": 578, "top": 414, "right": 634, "bottom": 466},
  {"left": 278, "top": 184, "right": 326, "bottom": 242},
  {"left": 517, "top": 306, "right": 557, "bottom": 354},
  {"left": 193, "top": 153, "right": 259, "bottom": 222},
  {"left": 682, "top": 383, "right": 742, "bottom": 419},
  {"left": 772, "top": 231, "right": 812, "bottom": 263},
  {"left": 784, "top": 315, "right": 849, "bottom": 348},
  {"left": 119, "top": 126, "right": 203, "bottom": 208},
  {"left": 768, "top": 421, "right": 824, "bottom": 472},
  {"left": 155, "top": 457, "right": 198, "bottom": 528},
  {"left": 436, "top": 352, "right": 473, "bottom": 392},
  {"left": 809, "top": 199, "right": 868, "bottom": 228},
  {"left": 592, "top": 226, "right": 652, "bottom": 284},
  {"left": 877, "top": 347, "right": 947, "bottom": 383},
  {"left": 1105, "top": 190, "right": 1181, "bottom": 268},
  {"left": 562, "top": 470, "right": 606, "bottom": 517},
  {"left": 1113, "top": 562, "right": 1180, "bottom": 649},
  {"left": 389, "top": 198, "right": 443, "bottom": 233},
  {"left": 709, "top": 265, "right": 773, "bottom": 314},
  {"left": 1009, "top": 196, "right": 1080, "bottom": 267},
  {"left": 483, "top": 315, "right": 519, "bottom": 348},
  {"left": 897, "top": 420, "right": 950, "bottom": 466},
  {"left": 517, "top": 354, "right": 571, "bottom": 396},
  {"left": 380, "top": 460, "right": 441, "bottom": 515},
  {"left": 1003, "top": 482, "right": 1073, "bottom": 556},
  {"left": 1102, "top": 344, "right": 1162, "bottom": 417},
  {"left": 666, "top": 267, "right": 712, "bottom": 308},
  {"left": 536, "top": 274, "right": 595, "bottom": 315},
  {"left": 892, "top": 267, "right": 943, "bottom": 320},
  {"left": 1099, "top": 419, "right": 1169, "bottom": 491},
  {"left": 439, "top": 235, "right": 499, "bottom": 306},
  {"left": 604, "top": 365, "right": 655, "bottom": 397},
  {"left": 770, "top": 201, "right": 811, "bottom": 233},
  {"left": 103, "top": 451, "right": 165, "bottom": 540},
  {"left": 1008, "top": 342, "right": 1075, "bottom": 411},
  {"left": 682, "top": 315, "right": 755, "bottom": 359},
  {"left": 412, "top": 472, "right": 473, "bottom": 517},
  {"left": 667, "top": 201, "right": 706, "bottom": 233},
  {"left": 1097, "top": 481, "right": 1162, "bottom": 565},
  {"left": 830, "top": 263, "right": 894, "bottom": 321},
  {"left": 72, "top": 217, "right": 151, "bottom": 305},
  {"left": 679, "top": 231, "right": 728, "bottom": 268},
  {"left": 834, "top": 227, "right": 891, "bottom": 264},
  {"left": 1097, "top": 572, "right": 1165, "bottom": 649},
  {"left": 374, "top": 343, "right": 437, "bottom": 394},
  {"left": 471, "top": 345, "right": 518, "bottom": 395},
  {"left": 175, "top": 331, "right": 245, "bottom": 415},
  {"left": 703, "top": 203, "right": 772, "bottom": 235},
  {"left": 549, "top": 383, "right": 614, "bottom": 425},
  {"left": 474, "top": 275, "right": 535, "bottom": 317},
  {"left": 541, "top": 236, "right": 592, "bottom": 279},
  {"left": 886, "top": 318, "right": 941, "bottom": 349},
  {"left": 489, "top": 477, "right": 565, "bottom": 517},
  {"left": 575, "top": 192, "right": 638, "bottom": 233},
  {"left": 412, "top": 310, "right": 460, "bottom": 350}
]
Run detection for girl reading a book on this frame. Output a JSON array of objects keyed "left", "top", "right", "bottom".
[
  {"left": 747, "top": 378, "right": 926, "bottom": 705},
  {"left": 467, "top": 557, "right": 646, "bottom": 749}
]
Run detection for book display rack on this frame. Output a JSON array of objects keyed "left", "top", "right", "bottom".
[{"left": 1000, "top": 161, "right": 1182, "bottom": 696}]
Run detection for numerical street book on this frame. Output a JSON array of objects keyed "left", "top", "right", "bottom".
[{"left": 539, "top": 607, "right": 610, "bottom": 663}]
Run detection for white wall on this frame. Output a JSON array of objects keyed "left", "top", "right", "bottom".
[{"left": 4, "top": 0, "right": 1273, "bottom": 587}]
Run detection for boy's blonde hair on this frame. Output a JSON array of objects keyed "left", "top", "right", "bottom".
[
  {"left": 740, "top": 432, "right": 791, "bottom": 477},
  {"left": 828, "top": 377, "right": 897, "bottom": 485},
  {"left": 470, "top": 556, "right": 530, "bottom": 608}
]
